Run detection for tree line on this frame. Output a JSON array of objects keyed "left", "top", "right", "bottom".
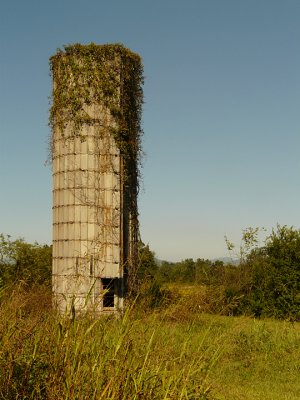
[
  {"left": 1, "top": 225, "right": 299, "bottom": 320},
  {"left": 138, "top": 225, "right": 300, "bottom": 320}
]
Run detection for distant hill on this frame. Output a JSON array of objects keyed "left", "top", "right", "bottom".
[{"left": 212, "top": 257, "right": 239, "bottom": 265}]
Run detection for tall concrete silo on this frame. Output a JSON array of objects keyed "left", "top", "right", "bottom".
[{"left": 50, "top": 43, "right": 143, "bottom": 313}]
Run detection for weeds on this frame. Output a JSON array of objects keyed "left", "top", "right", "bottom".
[
  {"left": 0, "top": 285, "right": 216, "bottom": 399},
  {"left": 1, "top": 284, "right": 300, "bottom": 399}
]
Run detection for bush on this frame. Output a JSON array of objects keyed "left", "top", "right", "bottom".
[
  {"left": 224, "top": 226, "right": 300, "bottom": 320},
  {"left": 0, "top": 234, "right": 52, "bottom": 287}
]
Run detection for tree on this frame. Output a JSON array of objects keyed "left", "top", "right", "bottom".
[
  {"left": 137, "top": 242, "right": 158, "bottom": 281},
  {"left": 225, "top": 225, "right": 300, "bottom": 319},
  {"left": 252, "top": 225, "right": 300, "bottom": 319},
  {"left": 0, "top": 234, "right": 52, "bottom": 287}
]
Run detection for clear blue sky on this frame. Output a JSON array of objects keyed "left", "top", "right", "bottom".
[{"left": 1, "top": 0, "right": 300, "bottom": 261}]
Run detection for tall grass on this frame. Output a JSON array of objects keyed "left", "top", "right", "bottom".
[
  {"left": 1, "top": 284, "right": 300, "bottom": 399},
  {"left": 0, "top": 284, "right": 216, "bottom": 399}
]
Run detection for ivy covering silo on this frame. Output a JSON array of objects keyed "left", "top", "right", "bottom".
[{"left": 49, "top": 43, "right": 143, "bottom": 313}]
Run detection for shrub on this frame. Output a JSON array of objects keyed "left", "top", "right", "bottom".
[{"left": 0, "top": 234, "right": 51, "bottom": 287}]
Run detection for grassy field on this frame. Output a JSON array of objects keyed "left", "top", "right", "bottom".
[
  {"left": 0, "top": 285, "right": 299, "bottom": 399},
  {"left": 196, "top": 314, "right": 300, "bottom": 399}
]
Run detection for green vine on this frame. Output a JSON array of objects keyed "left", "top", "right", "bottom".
[{"left": 49, "top": 43, "right": 144, "bottom": 173}]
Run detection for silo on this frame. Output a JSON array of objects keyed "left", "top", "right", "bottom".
[{"left": 49, "top": 44, "right": 143, "bottom": 313}]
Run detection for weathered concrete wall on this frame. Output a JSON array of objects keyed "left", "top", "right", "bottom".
[{"left": 52, "top": 80, "right": 125, "bottom": 314}]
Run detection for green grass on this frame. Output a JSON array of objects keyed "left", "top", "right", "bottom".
[
  {"left": 197, "top": 314, "right": 300, "bottom": 399},
  {"left": 0, "top": 284, "right": 299, "bottom": 399}
]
